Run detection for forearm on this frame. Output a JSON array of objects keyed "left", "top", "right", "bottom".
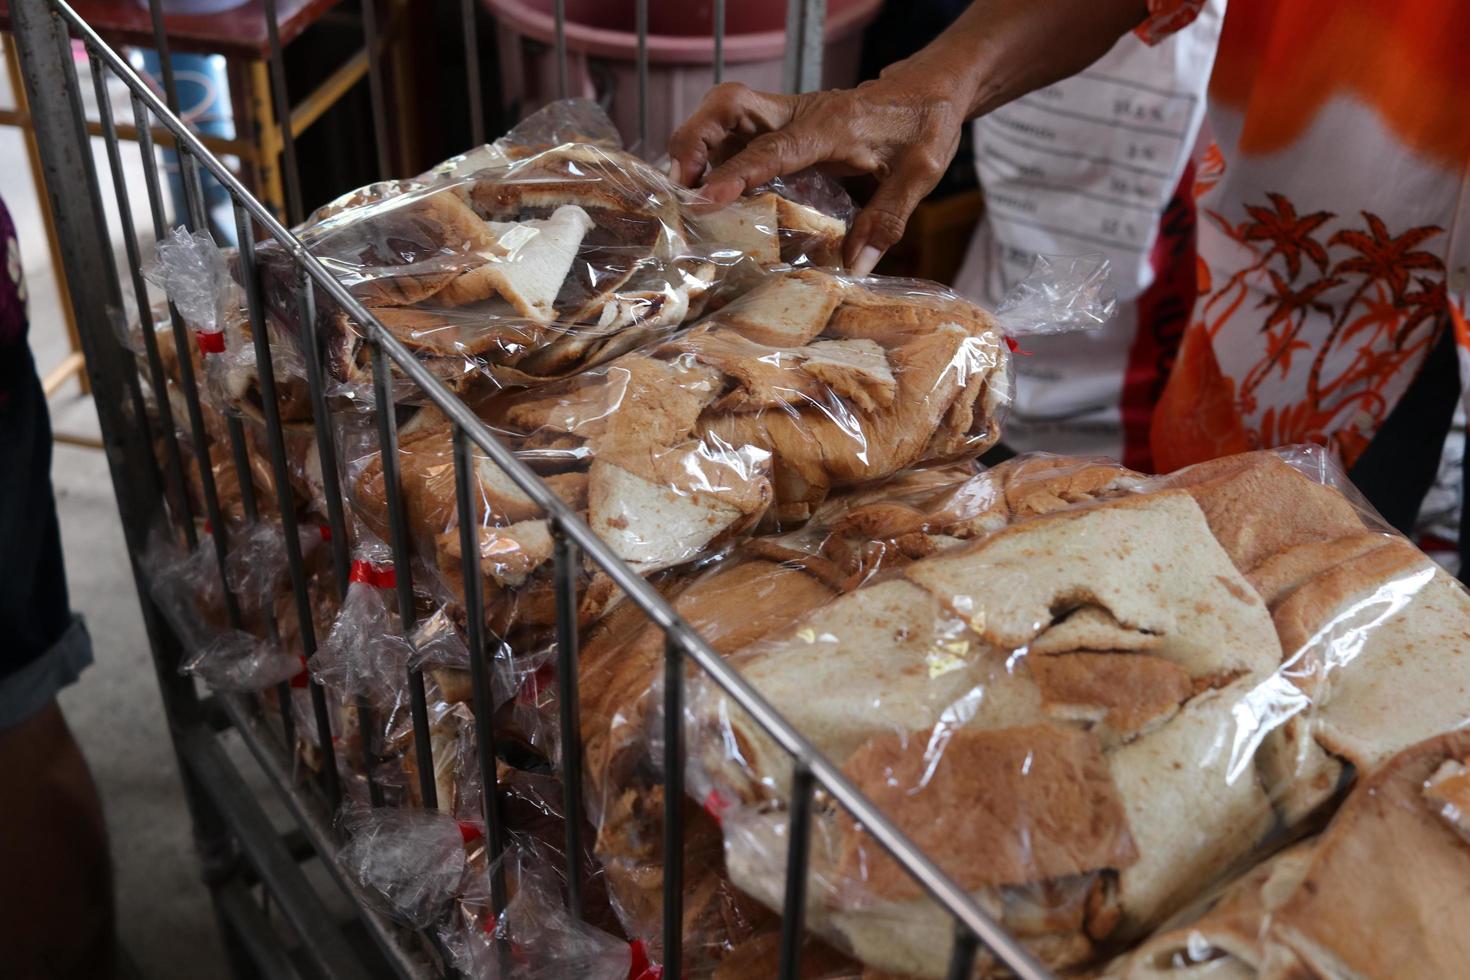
[{"left": 904, "top": 0, "right": 1151, "bottom": 120}]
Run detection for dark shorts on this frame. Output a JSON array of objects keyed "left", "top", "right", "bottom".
[{"left": 0, "top": 198, "right": 91, "bottom": 731}]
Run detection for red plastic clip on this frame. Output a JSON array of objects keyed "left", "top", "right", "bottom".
[
  {"left": 701, "top": 788, "right": 731, "bottom": 824},
  {"left": 317, "top": 524, "right": 332, "bottom": 542},
  {"left": 628, "top": 938, "right": 663, "bottom": 980},
  {"left": 289, "top": 655, "right": 309, "bottom": 689},
  {"left": 1003, "top": 336, "right": 1033, "bottom": 356},
  {"left": 515, "top": 663, "right": 557, "bottom": 705},
  {"left": 349, "top": 559, "right": 397, "bottom": 588},
  {"left": 456, "top": 820, "right": 483, "bottom": 844},
  {"left": 196, "top": 330, "right": 226, "bottom": 355}
]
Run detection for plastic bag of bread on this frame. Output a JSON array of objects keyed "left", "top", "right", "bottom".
[
  {"left": 438, "top": 837, "right": 634, "bottom": 980},
  {"left": 336, "top": 804, "right": 472, "bottom": 928},
  {"left": 349, "top": 265, "right": 1027, "bottom": 656},
  {"left": 144, "top": 226, "right": 312, "bottom": 426},
  {"left": 256, "top": 98, "right": 853, "bottom": 408},
  {"left": 678, "top": 447, "right": 1470, "bottom": 978},
  {"left": 1104, "top": 730, "right": 1470, "bottom": 979},
  {"left": 569, "top": 455, "right": 1144, "bottom": 974}
]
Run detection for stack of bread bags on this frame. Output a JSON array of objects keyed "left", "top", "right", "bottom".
[
  {"left": 348, "top": 266, "right": 1011, "bottom": 657},
  {"left": 670, "top": 449, "right": 1470, "bottom": 978}
]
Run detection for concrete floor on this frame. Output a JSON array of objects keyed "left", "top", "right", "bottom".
[{"left": 4, "top": 46, "right": 231, "bottom": 979}]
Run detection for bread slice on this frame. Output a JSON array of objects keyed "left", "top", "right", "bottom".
[
  {"left": 713, "top": 268, "right": 844, "bottom": 347},
  {"left": 436, "top": 204, "right": 595, "bottom": 319},
  {"left": 693, "top": 191, "right": 781, "bottom": 266},
  {"left": 586, "top": 458, "right": 746, "bottom": 574},
  {"left": 776, "top": 196, "right": 846, "bottom": 267}
]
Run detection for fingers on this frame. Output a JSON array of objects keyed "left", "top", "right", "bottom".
[
  {"left": 700, "top": 125, "right": 835, "bottom": 205},
  {"left": 845, "top": 147, "right": 951, "bottom": 274},
  {"left": 667, "top": 83, "right": 796, "bottom": 188}
]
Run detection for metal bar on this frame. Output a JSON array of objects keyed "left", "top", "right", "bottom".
[
  {"left": 306, "top": 666, "right": 343, "bottom": 811},
  {"left": 945, "top": 925, "right": 980, "bottom": 980},
  {"left": 178, "top": 724, "right": 372, "bottom": 980},
  {"left": 460, "top": 0, "right": 485, "bottom": 147},
  {"left": 552, "top": 528, "right": 583, "bottom": 920},
  {"left": 554, "top": 0, "right": 567, "bottom": 99},
  {"left": 180, "top": 149, "right": 209, "bottom": 233},
  {"left": 226, "top": 418, "right": 260, "bottom": 524},
  {"left": 236, "top": 204, "right": 348, "bottom": 805},
  {"left": 777, "top": 763, "right": 814, "bottom": 980},
  {"left": 53, "top": 11, "right": 1049, "bottom": 970},
  {"left": 145, "top": 0, "right": 181, "bottom": 112},
  {"left": 293, "top": 272, "right": 352, "bottom": 598},
  {"left": 260, "top": 0, "right": 305, "bottom": 225},
  {"left": 369, "top": 340, "right": 436, "bottom": 809},
  {"left": 662, "top": 634, "right": 684, "bottom": 979},
  {"left": 783, "top": 0, "right": 825, "bottom": 94},
  {"left": 132, "top": 94, "right": 243, "bottom": 628},
  {"left": 10, "top": 14, "right": 240, "bottom": 972},
  {"left": 220, "top": 693, "right": 432, "bottom": 977},
  {"left": 636, "top": 0, "right": 648, "bottom": 151},
  {"left": 215, "top": 881, "right": 305, "bottom": 980},
  {"left": 89, "top": 52, "right": 196, "bottom": 546},
  {"left": 713, "top": 0, "right": 725, "bottom": 85},
  {"left": 359, "top": 0, "right": 393, "bottom": 176},
  {"left": 286, "top": 48, "right": 369, "bottom": 140},
  {"left": 452, "top": 426, "right": 507, "bottom": 913}
]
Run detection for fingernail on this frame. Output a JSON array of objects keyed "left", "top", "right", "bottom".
[
  {"left": 852, "top": 246, "right": 882, "bottom": 277},
  {"left": 700, "top": 177, "right": 743, "bottom": 204}
]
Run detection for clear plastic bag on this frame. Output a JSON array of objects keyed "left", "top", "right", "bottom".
[
  {"left": 1106, "top": 730, "right": 1470, "bottom": 979},
  {"left": 665, "top": 447, "right": 1470, "bottom": 977},
  {"left": 348, "top": 266, "right": 1028, "bottom": 663},
  {"left": 256, "top": 99, "right": 854, "bottom": 408},
  {"left": 439, "top": 837, "right": 631, "bottom": 980},
  {"left": 336, "top": 803, "right": 470, "bottom": 928}
]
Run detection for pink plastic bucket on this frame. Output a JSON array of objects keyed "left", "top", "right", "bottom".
[{"left": 485, "top": 0, "right": 883, "bottom": 156}]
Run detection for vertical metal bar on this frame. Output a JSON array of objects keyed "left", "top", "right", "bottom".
[
  {"left": 260, "top": 0, "right": 305, "bottom": 225},
  {"left": 133, "top": 95, "right": 243, "bottom": 628},
  {"left": 945, "top": 925, "right": 980, "bottom": 980},
  {"left": 146, "top": 0, "right": 181, "bottom": 112},
  {"left": 11, "top": 9, "right": 236, "bottom": 950},
  {"left": 783, "top": 0, "right": 825, "bottom": 94},
  {"left": 90, "top": 53, "right": 197, "bottom": 547},
  {"left": 359, "top": 0, "right": 393, "bottom": 177},
  {"left": 452, "top": 427, "right": 507, "bottom": 913},
  {"left": 777, "top": 762, "right": 815, "bottom": 980},
  {"left": 713, "top": 0, "right": 725, "bottom": 85},
  {"left": 636, "top": 0, "right": 648, "bottom": 151},
  {"left": 369, "top": 340, "right": 437, "bottom": 809},
  {"left": 662, "top": 633, "right": 685, "bottom": 979},
  {"left": 552, "top": 528, "right": 583, "bottom": 920},
  {"left": 180, "top": 149, "right": 209, "bottom": 234},
  {"left": 294, "top": 271, "right": 352, "bottom": 597},
  {"left": 225, "top": 417, "right": 260, "bottom": 524},
  {"left": 460, "top": 0, "right": 485, "bottom": 147},
  {"left": 235, "top": 204, "right": 345, "bottom": 807},
  {"left": 553, "top": 0, "right": 568, "bottom": 100}
]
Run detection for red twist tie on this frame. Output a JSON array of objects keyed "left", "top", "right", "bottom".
[
  {"left": 702, "top": 788, "right": 731, "bottom": 824},
  {"left": 1004, "top": 336, "right": 1033, "bottom": 356},
  {"left": 349, "top": 559, "right": 396, "bottom": 588},
  {"left": 317, "top": 524, "right": 332, "bottom": 542},
  {"left": 456, "top": 820, "right": 483, "bottom": 844},
  {"left": 627, "top": 939, "right": 663, "bottom": 980},
  {"left": 196, "top": 330, "right": 226, "bottom": 355},
  {"left": 203, "top": 520, "right": 213, "bottom": 535},
  {"left": 516, "top": 663, "right": 557, "bottom": 705}
]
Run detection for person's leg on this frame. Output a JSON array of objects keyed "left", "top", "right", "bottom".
[
  {"left": 1348, "top": 322, "right": 1460, "bottom": 536},
  {"left": 0, "top": 701, "right": 114, "bottom": 980}
]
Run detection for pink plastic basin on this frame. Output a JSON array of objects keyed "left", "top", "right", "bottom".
[{"left": 485, "top": 0, "right": 883, "bottom": 66}]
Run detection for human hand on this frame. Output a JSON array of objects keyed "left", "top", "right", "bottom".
[{"left": 668, "top": 61, "right": 969, "bottom": 275}]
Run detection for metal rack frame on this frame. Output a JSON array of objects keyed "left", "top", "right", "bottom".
[{"left": 11, "top": 1, "right": 1048, "bottom": 976}]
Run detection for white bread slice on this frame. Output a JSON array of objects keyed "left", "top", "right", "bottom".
[
  {"left": 587, "top": 459, "right": 744, "bottom": 574},
  {"left": 438, "top": 204, "right": 595, "bottom": 320},
  {"left": 714, "top": 268, "right": 843, "bottom": 347},
  {"left": 694, "top": 192, "right": 780, "bottom": 266},
  {"left": 776, "top": 195, "right": 847, "bottom": 267}
]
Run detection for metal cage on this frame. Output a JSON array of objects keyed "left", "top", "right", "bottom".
[{"left": 10, "top": 0, "right": 1048, "bottom": 976}]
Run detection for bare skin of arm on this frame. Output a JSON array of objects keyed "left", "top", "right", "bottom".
[{"left": 669, "top": 0, "right": 1151, "bottom": 273}]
